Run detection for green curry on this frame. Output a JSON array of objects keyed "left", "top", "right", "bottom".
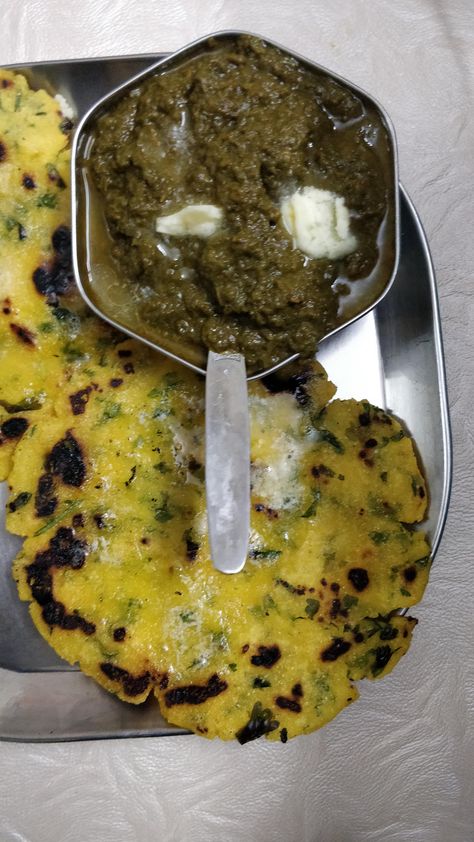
[{"left": 89, "top": 35, "right": 395, "bottom": 373}]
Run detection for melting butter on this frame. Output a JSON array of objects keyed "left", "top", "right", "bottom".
[
  {"left": 281, "top": 187, "right": 356, "bottom": 260},
  {"left": 156, "top": 204, "right": 223, "bottom": 238}
]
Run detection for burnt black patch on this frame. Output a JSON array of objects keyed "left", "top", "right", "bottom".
[
  {"left": 52, "top": 225, "right": 71, "bottom": 259},
  {"left": 60, "top": 117, "right": 74, "bottom": 134},
  {"left": 118, "top": 349, "right": 132, "bottom": 358},
  {"left": 311, "top": 464, "right": 335, "bottom": 479},
  {"left": 358, "top": 412, "right": 371, "bottom": 426},
  {"left": 94, "top": 514, "right": 105, "bottom": 529},
  {"left": 100, "top": 663, "right": 128, "bottom": 682},
  {"left": 41, "top": 600, "right": 66, "bottom": 626},
  {"left": 250, "top": 645, "right": 281, "bottom": 668},
  {"left": 10, "top": 323, "right": 35, "bottom": 345},
  {"left": 47, "top": 527, "right": 87, "bottom": 569},
  {"left": 321, "top": 638, "right": 351, "bottom": 662},
  {"left": 164, "top": 673, "right": 228, "bottom": 707},
  {"left": 32, "top": 263, "right": 71, "bottom": 300},
  {"left": 292, "top": 683, "right": 303, "bottom": 697},
  {"left": 60, "top": 612, "right": 95, "bottom": 634},
  {"left": 254, "top": 503, "right": 278, "bottom": 519},
  {"left": 348, "top": 567, "right": 369, "bottom": 592},
  {"left": 72, "top": 513, "right": 84, "bottom": 529},
  {"left": 110, "top": 378, "right": 123, "bottom": 388},
  {"left": 0, "top": 141, "right": 6, "bottom": 163},
  {"left": 159, "top": 673, "right": 169, "bottom": 690},
  {"left": 26, "top": 526, "right": 93, "bottom": 635},
  {"left": 32, "top": 266, "right": 55, "bottom": 296},
  {"left": 69, "top": 386, "right": 94, "bottom": 416},
  {"left": 32, "top": 228, "right": 72, "bottom": 302},
  {"left": 262, "top": 369, "right": 312, "bottom": 407},
  {"left": 99, "top": 663, "right": 149, "bottom": 695},
  {"left": 275, "top": 696, "right": 302, "bottom": 713},
  {"left": 18, "top": 224, "right": 27, "bottom": 240},
  {"left": 120, "top": 673, "right": 149, "bottom": 697},
  {"left": 45, "top": 602, "right": 94, "bottom": 634},
  {"left": 354, "top": 631, "right": 364, "bottom": 643},
  {"left": 403, "top": 566, "right": 417, "bottom": 582},
  {"left": 280, "top": 727, "right": 288, "bottom": 743},
  {"left": 45, "top": 431, "right": 85, "bottom": 486},
  {"left": 1, "top": 416, "right": 28, "bottom": 439},
  {"left": 276, "top": 578, "right": 306, "bottom": 596},
  {"left": 236, "top": 702, "right": 279, "bottom": 745},
  {"left": 75, "top": 611, "right": 96, "bottom": 635},
  {"left": 22, "top": 173, "right": 36, "bottom": 190},
  {"left": 125, "top": 466, "right": 136, "bottom": 487},
  {"left": 253, "top": 677, "right": 271, "bottom": 689},
  {"left": 379, "top": 625, "right": 398, "bottom": 641},
  {"left": 26, "top": 565, "right": 52, "bottom": 606},
  {"left": 35, "top": 473, "right": 58, "bottom": 517},
  {"left": 123, "top": 362, "right": 135, "bottom": 374},
  {"left": 373, "top": 645, "right": 392, "bottom": 673},
  {"left": 113, "top": 627, "right": 126, "bottom": 642},
  {"left": 329, "top": 598, "right": 341, "bottom": 619},
  {"left": 1, "top": 79, "right": 12, "bottom": 88},
  {"left": 185, "top": 536, "right": 200, "bottom": 561},
  {"left": 365, "top": 438, "right": 378, "bottom": 448},
  {"left": 330, "top": 582, "right": 340, "bottom": 593}
]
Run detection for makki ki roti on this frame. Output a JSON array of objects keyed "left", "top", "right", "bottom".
[
  {"left": 0, "top": 69, "right": 108, "bottom": 413},
  {"left": 0, "top": 68, "right": 431, "bottom": 743},
  {"left": 8, "top": 354, "right": 430, "bottom": 741}
]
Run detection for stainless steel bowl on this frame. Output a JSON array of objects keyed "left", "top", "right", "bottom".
[{"left": 71, "top": 31, "right": 401, "bottom": 379}]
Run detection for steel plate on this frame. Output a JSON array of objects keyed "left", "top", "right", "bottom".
[{"left": 0, "top": 54, "right": 451, "bottom": 741}]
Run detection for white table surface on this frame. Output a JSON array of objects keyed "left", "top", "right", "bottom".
[{"left": 2, "top": 1, "right": 474, "bottom": 840}]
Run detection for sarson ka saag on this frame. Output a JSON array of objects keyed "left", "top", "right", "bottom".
[{"left": 86, "top": 35, "right": 396, "bottom": 374}]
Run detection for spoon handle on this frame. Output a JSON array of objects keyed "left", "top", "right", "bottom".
[{"left": 205, "top": 351, "right": 250, "bottom": 574}]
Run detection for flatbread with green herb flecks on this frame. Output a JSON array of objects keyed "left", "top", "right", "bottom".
[{"left": 10, "top": 352, "right": 430, "bottom": 741}]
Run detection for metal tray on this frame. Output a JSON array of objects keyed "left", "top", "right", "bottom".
[{"left": 0, "top": 55, "right": 452, "bottom": 742}]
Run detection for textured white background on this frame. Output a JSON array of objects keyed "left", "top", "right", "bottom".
[{"left": 1, "top": 1, "right": 474, "bottom": 840}]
